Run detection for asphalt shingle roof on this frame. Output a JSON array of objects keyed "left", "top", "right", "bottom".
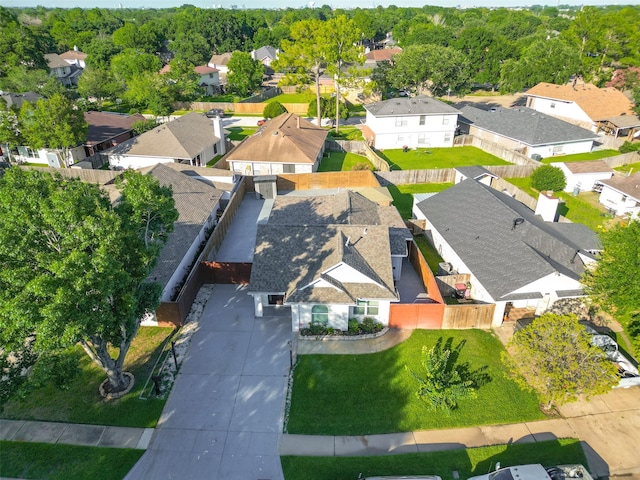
[
  {"left": 84, "top": 111, "right": 146, "bottom": 146},
  {"left": 107, "top": 113, "right": 220, "bottom": 160},
  {"left": 600, "top": 171, "right": 640, "bottom": 200},
  {"left": 415, "top": 179, "right": 599, "bottom": 300},
  {"left": 458, "top": 105, "right": 598, "bottom": 146},
  {"left": 555, "top": 160, "right": 613, "bottom": 174},
  {"left": 365, "top": 95, "right": 460, "bottom": 117}
]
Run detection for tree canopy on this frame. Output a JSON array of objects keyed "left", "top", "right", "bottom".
[
  {"left": 0, "top": 168, "right": 178, "bottom": 394},
  {"left": 505, "top": 313, "right": 618, "bottom": 408},
  {"left": 227, "top": 51, "right": 264, "bottom": 97}
]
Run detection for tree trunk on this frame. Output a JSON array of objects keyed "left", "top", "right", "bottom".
[
  {"left": 335, "top": 76, "right": 340, "bottom": 134},
  {"left": 314, "top": 67, "right": 322, "bottom": 127},
  {"left": 104, "top": 366, "right": 128, "bottom": 392}
]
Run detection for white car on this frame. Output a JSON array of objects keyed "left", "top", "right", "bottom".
[
  {"left": 590, "top": 333, "right": 640, "bottom": 388},
  {"left": 468, "top": 464, "right": 593, "bottom": 480}
]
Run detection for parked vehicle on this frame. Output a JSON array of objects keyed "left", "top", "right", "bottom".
[
  {"left": 257, "top": 119, "right": 266, "bottom": 126},
  {"left": 590, "top": 333, "right": 640, "bottom": 388},
  {"left": 358, "top": 475, "right": 442, "bottom": 480},
  {"left": 205, "top": 108, "right": 224, "bottom": 118},
  {"left": 468, "top": 464, "right": 593, "bottom": 480}
]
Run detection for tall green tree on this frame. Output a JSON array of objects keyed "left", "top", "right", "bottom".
[
  {"left": 124, "top": 72, "right": 174, "bottom": 118},
  {"left": 77, "top": 66, "right": 124, "bottom": 107},
  {"left": 584, "top": 221, "right": 640, "bottom": 350},
  {"left": 322, "top": 15, "right": 364, "bottom": 132},
  {"left": 111, "top": 49, "right": 163, "bottom": 82},
  {"left": 0, "top": 7, "right": 47, "bottom": 78},
  {"left": 504, "top": 313, "right": 618, "bottom": 408},
  {"left": 0, "top": 168, "right": 178, "bottom": 393},
  {"left": 227, "top": 51, "right": 264, "bottom": 97},
  {"left": 0, "top": 110, "right": 22, "bottom": 162},
  {"left": 500, "top": 38, "right": 580, "bottom": 93},
  {"left": 19, "top": 94, "right": 88, "bottom": 167},
  {"left": 274, "top": 19, "right": 326, "bottom": 127}
]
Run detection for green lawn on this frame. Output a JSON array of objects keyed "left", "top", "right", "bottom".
[
  {"left": 415, "top": 234, "right": 445, "bottom": 274},
  {"left": 317, "top": 152, "right": 373, "bottom": 172},
  {"left": 201, "top": 94, "right": 239, "bottom": 102},
  {"left": 1, "top": 327, "right": 173, "bottom": 427},
  {"left": 504, "top": 177, "right": 616, "bottom": 231},
  {"left": 541, "top": 149, "right": 620, "bottom": 164},
  {"left": 615, "top": 161, "right": 640, "bottom": 174},
  {"left": 287, "top": 329, "right": 544, "bottom": 436},
  {"left": 378, "top": 147, "right": 510, "bottom": 170},
  {"left": 327, "top": 127, "right": 364, "bottom": 141},
  {"left": 0, "top": 441, "right": 143, "bottom": 480},
  {"left": 282, "top": 438, "right": 586, "bottom": 480},
  {"left": 226, "top": 126, "right": 258, "bottom": 141},
  {"left": 268, "top": 92, "right": 317, "bottom": 104},
  {"left": 387, "top": 183, "right": 453, "bottom": 219}
]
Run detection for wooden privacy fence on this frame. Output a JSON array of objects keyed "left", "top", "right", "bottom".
[
  {"left": 376, "top": 169, "right": 455, "bottom": 185},
  {"left": 492, "top": 177, "right": 538, "bottom": 210},
  {"left": 244, "top": 170, "right": 381, "bottom": 192},
  {"left": 200, "top": 262, "right": 252, "bottom": 284},
  {"left": 455, "top": 135, "right": 537, "bottom": 166},
  {"left": 325, "top": 140, "right": 390, "bottom": 172},
  {"left": 442, "top": 303, "right": 495, "bottom": 329},
  {"left": 173, "top": 100, "right": 308, "bottom": 115}
]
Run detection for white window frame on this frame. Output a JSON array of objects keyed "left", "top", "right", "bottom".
[
  {"left": 395, "top": 117, "right": 408, "bottom": 127},
  {"left": 353, "top": 300, "right": 379, "bottom": 316}
]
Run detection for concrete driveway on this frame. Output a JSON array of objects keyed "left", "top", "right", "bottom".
[{"left": 125, "top": 285, "right": 291, "bottom": 480}]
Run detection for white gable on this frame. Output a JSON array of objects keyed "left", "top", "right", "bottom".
[{"left": 325, "top": 263, "right": 377, "bottom": 284}]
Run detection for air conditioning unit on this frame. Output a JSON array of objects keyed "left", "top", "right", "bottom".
[
  {"left": 437, "top": 262, "right": 455, "bottom": 276},
  {"left": 531, "top": 154, "right": 542, "bottom": 161}
]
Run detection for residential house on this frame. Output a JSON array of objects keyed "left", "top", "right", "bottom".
[
  {"left": 552, "top": 160, "right": 614, "bottom": 194},
  {"left": 414, "top": 178, "right": 600, "bottom": 326},
  {"left": 248, "top": 190, "right": 412, "bottom": 331},
  {"left": 457, "top": 105, "right": 598, "bottom": 159},
  {"left": 160, "top": 64, "right": 221, "bottom": 96},
  {"left": 0, "top": 91, "right": 41, "bottom": 111},
  {"left": 59, "top": 47, "right": 87, "bottom": 69},
  {"left": 83, "top": 111, "right": 146, "bottom": 158},
  {"left": 208, "top": 52, "right": 233, "bottom": 80},
  {"left": 525, "top": 81, "right": 637, "bottom": 133},
  {"left": 107, "top": 112, "right": 226, "bottom": 170},
  {"left": 251, "top": 45, "right": 278, "bottom": 75},
  {"left": 364, "top": 47, "right": 402, "bottom": 68},
  {"left": 224, "top": 113, "right": 327, "bottom": 176},
  {"left": 598, "top": 171, "right": 640, "bottom": 219},
  {"left": 139, "top": 163, "right": 226, "bottom": 305},
  {"left": 44, "top": 53, "right": 82, "bottom": 86},
  {"left": 363, "top": 96, "right": 460, "bottom": 149}
]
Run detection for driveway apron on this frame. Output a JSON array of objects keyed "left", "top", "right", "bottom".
[{"left": 125, "top": 285, "right": 290, "bottom": 480}]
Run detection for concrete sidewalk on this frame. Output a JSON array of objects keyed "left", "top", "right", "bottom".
[{"left": 0, "top": 419, "right": 153, "bottom": 450}]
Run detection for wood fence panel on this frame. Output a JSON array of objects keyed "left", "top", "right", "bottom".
[
  {"left": 201, "top": 262, "right": 252, "bottom": 284},
  {"left": 375, "top": 169, "right": 455, "bottom": 185},
  {"left": 389, "top": 303, "right": 444, "bottom": 329},
  {"left": 602, "top": 151, "right": 640, "bottom": 168},
  {"left": 442, "top": 304, "right": 495, "bottom": 329},
  {"left": 486, "top": 165, "right": 536, "bottom": 178},
  {"left": 492, "top": 177, "right": 538, "bottom": 210}
]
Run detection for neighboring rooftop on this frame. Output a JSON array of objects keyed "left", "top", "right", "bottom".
[
  {"left": 44, "top": 53, "right": 70, "bottom": 69},
  {"left": 0, "top": 91, "right": 40, "bottom": 110},
  {"left": 458, "top": 105, "right": 598, "bottom": 146},
  {"left": 365, "top": 47, "right": 402, "bottom": 62},
  {"left": 365, "top": 95, "right": 460, "bottom": 117},
  {"left": 600, "top": 172, "right": 640, "bottom": 200},
  {"left": 59, "top": 49, "right": 87, "bottom": 61},
  {"left": 555, "top": 160, "right": 614, "bottom": 174},
  {"left": 107, "top": 113, "right": 220, "bottom": 160},
  {"left": 225, "top": 113, "right": 327, "bottom": 164},
  {"left": 454, "top": 165, "right": 498, "bottom": 180},
  {"left": 84, "top": 111, "right": 146, "bottom": 147},
  {"left": 208, "top": 52, "right": 232, "bottom": 67},
  {"left": 525, "top": 82, "right": 635, "bottom": 121},
  {"left": 415, "top": 179, "right": 599, "bottom": 300},
  {"left": 252, "top": 45, "right": 278, "bottom": 61}
]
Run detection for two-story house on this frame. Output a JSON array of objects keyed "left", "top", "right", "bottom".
[
  {"left": 44, "top": 53, "right": 83, "bottom": 87},
  {"left": 363, "top": 96, "right": 460, "bottom": 149}
]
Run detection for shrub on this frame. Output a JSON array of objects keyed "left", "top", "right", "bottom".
[
  {"left": 351, "top": 162, "right": 373, "bottom": 171},
  {"left": 263, "top": 101, "right": 287, "bottom": 119},
  {"left": 360, "top": 317, "right": 383, "bottom": 334},
  {"left": 348, "top": 318, "right": 359, "bottom": 333},
  {"left": 307, "top": 97, "right": 349, "bottom": 120},
  {"left": 531, "top": 165, "right": 566, "bottom": 192},
  {"left": 619, "top": 141, "right": 640, "bottom": 153}
]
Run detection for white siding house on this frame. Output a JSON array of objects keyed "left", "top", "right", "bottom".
[
  {"left": 552, "top": 160, "right": 614, "bottom": 193},
  {"left": 598, "top": 172, "right": 640, "bottom": 219},
  {"left": 363, "top": 96, "right": 460, "bottom": 150}
]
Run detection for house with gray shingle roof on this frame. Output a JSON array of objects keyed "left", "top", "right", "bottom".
[
  {"left": 248, "top": 190, "right": 412, "bottom": 331},
  {"left": 457, "top": 105, "right": 598, "bottom": 159},
  {"left": 363, "top": 96, "right": 460, "bottom": 149},
  {"left": 414, "top": 178, "right": 600, "bottom": 326},
  {"left": 106, "top": 113, "right": 226, "bottom": 170},
  {"left": 225, "top": 113, "right": 327, "bottom": 175},
  {"left": 598, "top": 171, "right": 640, "bottom": 219},
  {"left": 138, "top": 163, "right": 225, "bottom": 305}
]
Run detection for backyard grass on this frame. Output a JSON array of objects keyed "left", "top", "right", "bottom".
[
  {"left": 267, "top": 92, "right": 318, "bottom": 104},
  {"left": 281, "top": 438, "right": 586, "bottom": 480},
  {"left": 327, "top": 127, "right": 364, "bottom": 141},
  {"left": 0, "top": 441, "right": 144, "bottom": 480},
  {"left": 505, "top": 177, "right": 617, "bottom": 231},
  {"left": 387, "top": 183, "right": 453, "bottom": 219},
  {"left": 206, "top": 154, "right": 224, "bottom": 167},
  {"left": 615, "top": 161, "right": 640, "bottom": 174},
  {"left": 226, "top": 126, "right": 258, "bottom": 141},
  {"left": 415, "top": 234, "right": 445, "bottom": 274},
  {"left": 541, "top": 149, "right": 620, "bottom": 164},
  {"left": 317, "top": 152, "right": 373, "bottom": 172},
  {"left": 378, "top": 147, "right": 510, "bottom": 170},
  {"left": 1, "top": 327, "right": 173, "bottom": 427},
  {"left": 287, "top": 329, "right": 544, "bottom": 436}
]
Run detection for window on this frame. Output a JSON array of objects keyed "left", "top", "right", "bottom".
[
  {"left": 397, "top": 135, "right": 405, "bottom": 143},
  {"left": 311, "top": 305, "right": 329, "bottom": 325},
  {"left": 418, "top": 133, "right": 430, "bottom": 144},
  {"left": 442, "top": 117, "right": 450, "bottom": 125},
  {"left": 550, "top": 102, "right": 556, "bottom": 108},
  {"left": 283, "top": 164, "right": 295, "bottom": 173},
  {"left": 353, "top": 300, "right": 379, "bottom": 316},
  {"left": 268, "top": 295, "right": 284, "bottom": 305},
  {"left": 444, "top": 133, "right": 452, "bottom": 143},
  {"left": 395, "top": 117, "right": 408, "bottom": 127},
  {"left": 419, "top": 115, "right": 426, "bottom": 125},
  {"left": 552, "top": 145, "right": 563, "bottom": 154},
  {"left": 214, "top": 144, "right": 218, "bottom": 154}
]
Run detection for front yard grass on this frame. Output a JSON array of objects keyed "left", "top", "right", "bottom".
[
  {"left": 226, "top": 126, "right": 258, "bottom": 141},
  {"left": 388, "top": 183, "right": 453, "bottom": 219},
  {"left": 378, "top": 147, "right": 510, "bottom": 170},
  {"left": 0, "top": 441, "right": 144, "bottom": 480},
  {"left": 317, "top": 152, "right": 373, "bottom": 172},
  {"left": 505, "top": 177, "right": 618, "bottom": 231},
  {"left": 282, "top": 438, "right": 586, "bottom": 480},
  {"left": 1, "top": 327, "right": 173, "bottom": 428},
  {"left": 287, "top": 329, "right": 544, "bottom": 436},
  {"left": 541, "top": 149, "right": 619, "bottom": 164}
]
